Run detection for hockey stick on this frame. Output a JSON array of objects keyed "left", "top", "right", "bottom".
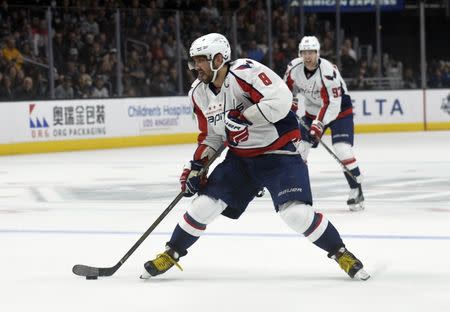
[
  {"left": 72, "top": 144, "right": 227, "bottom": 278},
  {"left": 298, "top": 117, "right": 358, "bottom": 183}
]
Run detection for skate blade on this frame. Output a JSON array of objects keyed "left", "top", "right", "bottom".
[
  {"left": 140, "top": 271, "right": 151, "bottom": 279},
  {"left": 354, "top": 269, "right": 370, "bottom": 281}
]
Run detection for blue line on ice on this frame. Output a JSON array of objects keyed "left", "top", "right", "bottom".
[{"left": 1, "top": 229, "right": 450, "bottom": 240}]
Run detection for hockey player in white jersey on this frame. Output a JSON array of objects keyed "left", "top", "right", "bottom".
[
  {"left": 284, "top": 36, "right": 364, "bottom": 211},
  {"left": 141, "top": 33, "right": 369, "bottom": 280}
]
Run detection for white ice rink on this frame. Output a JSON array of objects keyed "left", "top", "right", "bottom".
[{"left": 1, "top": 131, "right": 449, "bottom": 312}]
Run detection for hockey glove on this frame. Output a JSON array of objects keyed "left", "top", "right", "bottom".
[
  {"left": 179, "top": 160, "right": 206, "bottom": 197},
  {"left": 224, "top": 109, "right": 252, "bottom": 146},
  {"left": 309, "top": 120, "right": 324, "bottom": 141}
]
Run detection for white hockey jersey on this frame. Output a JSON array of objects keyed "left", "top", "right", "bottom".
[
  {"left": 189, "top": 58, "right": 300, "bottom": 157},
  {"left": 284, "top": 57, "right": 353, "bottom": 125}
]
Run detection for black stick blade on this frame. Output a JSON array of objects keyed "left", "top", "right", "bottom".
[{"left": 72, "top": 264, "right": 100, "bottom": 277}]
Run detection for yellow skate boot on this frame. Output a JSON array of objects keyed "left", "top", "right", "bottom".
[
  {"left": 329, "top": 247, "right": 370, "bottom": 280},
  {"left": 140, "top": 246, "right": 183, "bottom": 279}
]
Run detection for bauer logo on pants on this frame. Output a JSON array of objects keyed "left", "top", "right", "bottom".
[{"left": 278, "top": 187, "right": 303, "bottom": 197}]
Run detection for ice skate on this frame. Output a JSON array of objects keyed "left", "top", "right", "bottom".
[
  {"left": 140, "top": 246, "right": 183, "bottom": 279},
  {"left": 329, "top": 247, "right": 370, "bottom": 280},
  {"left": 347, "top": 185, "right": 364, "bottom": 211}
]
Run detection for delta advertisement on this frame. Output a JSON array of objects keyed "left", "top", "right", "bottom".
[{"left": 351, "top": 90, "right": 423, "bottom": 125}]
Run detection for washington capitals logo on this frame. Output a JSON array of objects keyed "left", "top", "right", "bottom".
[
  {"left": 29, "top": 104, "right": 49, "bottom": 128},
  {"left": 324, "top": 70, "right": 337, "bottom": 81},
  {"left": 236, "top": 60, "right": 254, "bottom": 70}
]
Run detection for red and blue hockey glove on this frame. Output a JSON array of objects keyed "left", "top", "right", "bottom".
[
  {"left": 309, "top": 119, "right": 324, "bottom": 141},
  {"left": 179, "top": 160, "right": 206, "bottom": 197},
  {"left": 224, "top": 109, "right": 252, "bottom": 146}
]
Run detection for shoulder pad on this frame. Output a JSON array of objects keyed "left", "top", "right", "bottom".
[
  {"left": 188, "top": 79, "right": 204, "bottom": 97},
  {"left": 231, "top": 58, "right": 258, "bottom": 71},
  {"left": 319, "top": 58, "right": 338, "bottom": 81},
  {"left": 286, "top": 57, "right": 303, "bottom": 70}
]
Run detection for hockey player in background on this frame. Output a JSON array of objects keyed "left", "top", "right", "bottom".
[
  {"left": 141, "top": 33, "right": 369, "bottom": 280},
  {"left": 284, "top": 36, "right": 365, "bottom": 211}
]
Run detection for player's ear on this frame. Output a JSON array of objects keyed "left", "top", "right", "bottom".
[{"left": 213, "top": 53, "right": 224, "bottom": 69}]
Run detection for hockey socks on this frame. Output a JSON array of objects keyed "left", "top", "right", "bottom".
[{"left": 344, "top": 167, "right": 361, "bottom": 189}]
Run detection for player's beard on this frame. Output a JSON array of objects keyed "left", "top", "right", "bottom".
[{"left": 198, "top": 70, "right": 213, "bottom": 84}]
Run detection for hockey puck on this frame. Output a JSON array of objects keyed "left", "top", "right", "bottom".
[{"left": 86, "top": 276, "right": 98, "bottom": 280}]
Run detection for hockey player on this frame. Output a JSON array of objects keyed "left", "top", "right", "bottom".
[
  {"left": 284, "top": 36, "right": 365, "bottom": 211},
  {"left": 141, "top": 33, "right": 369, "bottom": 280}
]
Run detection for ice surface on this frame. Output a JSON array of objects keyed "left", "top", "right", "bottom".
[{"left": 1, "top": 131, "right": 449, "bottom": 312}]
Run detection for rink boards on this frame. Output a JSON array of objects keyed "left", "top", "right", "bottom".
[{"left": 0, "top": 89, "right": 449, "bottom": 155}]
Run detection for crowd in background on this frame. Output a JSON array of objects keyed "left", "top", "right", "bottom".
[{"left": 1, "top": 0, "right": 449, "bottom": 101}]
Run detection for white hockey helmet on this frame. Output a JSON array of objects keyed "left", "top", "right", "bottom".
[
  {"left": 189, "top": 33, "right": 231, "bottom": 82},
  {"left": 189, "top": 33, "right": 231, "bottom": 62},
  {"left": 298, "top": 36, "right": 320, "bottom": 57}
]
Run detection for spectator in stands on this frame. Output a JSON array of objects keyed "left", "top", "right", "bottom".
[
  {"left": 163, "top": 34, "right": 176, "bottom": 61},
  {"left": 126, "top": 49, "right": 145, "bottom": 94},
  {"left": 304, "top": 13, "right": 320, "bottom": 35},
  {"left": 156, "top": 69, "right": 176, "bottom": 96},
  {"left": 403, "top": 67, "right": 418, "bottom": 89},
  {"left": 6, "top": 65, "right": 18, "bottom": 89},
  {"left": 151, "top": 38, "right": 165, "bottom": 61},
  {"left": 76, "top": 73, "right": 93, "bottom": 98},
  {"left": 428, "top": 67, "right": 444, "bottom": 88},
  {"left": 55, "top": 75, "right": 74, "bottom": 99},
  {"left": 340, "top": 45, "right": 357, "bottom": 78},
  {"left": 34, "top": 71, "right": 48, "bottom": 99},
  {"left": 1, "top": 37, "right": 23, "bottom": 69},
  {"left": 270, "top": 41, "right": 288, "bottom": 77},
  {"left": 0, "top": 74, "right": 14, "bottom": 100},
  {"left": 352, "top": 60, "right": 373, "bottom": 90},
  {"left": 65, "top": 61, "right": 80, "bottom": 83},
  {"left": 52, "top": 31, "right": 66, "bottom": 73},
  {"left": 246, "top": 40, "right": 265, "bottom": 63},
  {"left": 0, "top": 53, "right": 5, "bottom": 71},
  {"left": 91, "top": 75, "right": 109, "bottom": 98},
  {"left": 368, "top": 60, "right": 381, "bottom": 77},
  {"left": 97, "top": 52, "right": 113, "bottom": 82},
  {"left": 79, "top": 33, "right": 95, "bottom": 65},
  {"left": 200, "top": 0, "right": 220, "bottom": 20},
  {"left": 244, "top": 24, "right": 258, "bottom": 43},
  {"left": 440, "top": 61, "right": 450, "bottom": 87},
  {"left": 30, "top": 18, "right": 48, "bottom": 58},
  {"left": 320, "top": 37, "right": 334, "bottom": 62},
  {"left": 167, "top": 67, "right": 179, "bottom": 95},
  {"left": 81, "top": 13, "right": 99, "bottom": 36},
  {"left": 342, "top": 39, "right": 357, "bottom": 61},
  {"left": 68, "top": 47, "right": 79, "bottom": 62},
  {"left": 14, "top": 76, "right": 35, "bottom": 101}
]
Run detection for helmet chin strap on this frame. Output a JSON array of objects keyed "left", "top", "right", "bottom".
[{"left": 209, "top": 57, "right": 225, "bottom": 83}]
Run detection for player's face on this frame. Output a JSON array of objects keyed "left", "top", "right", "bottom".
[
  {"left": 301, "top": 50, "right": 318, "bottom": 70},
  {"left": 192, "top": 55, "right": 213, "bottom": 83}
]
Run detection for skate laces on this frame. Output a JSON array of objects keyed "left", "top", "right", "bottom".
[
  {"left": 335, "top": 250, "right": 359, "bottom": 273},
  {"left": 153, "top": 252, "right": 183, "bottom": 272}
]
